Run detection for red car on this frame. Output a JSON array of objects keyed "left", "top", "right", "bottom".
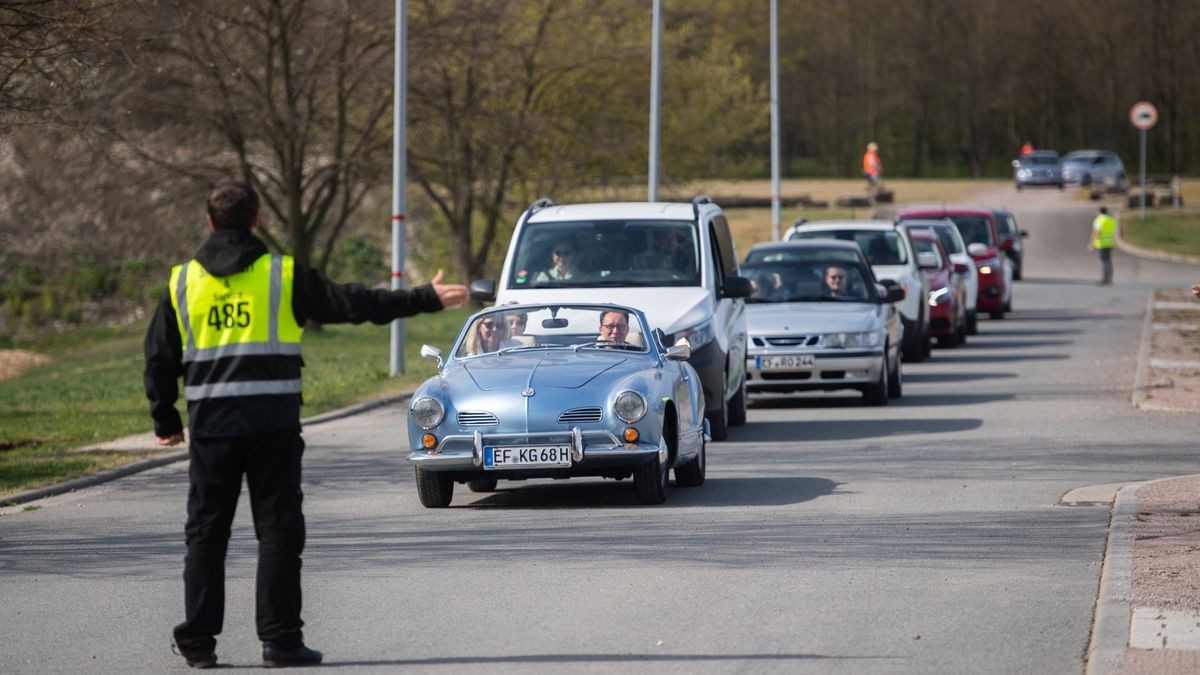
[
  {"left": 896, "top": 205, "right": 1013, "bottom": 319},
  {"left": 907, "top": 228, "right": 968, "bottom": 347}
]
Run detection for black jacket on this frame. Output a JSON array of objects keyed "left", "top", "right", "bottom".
[{"left": 144, "top": 228, "right": 444, "bottom": 438}]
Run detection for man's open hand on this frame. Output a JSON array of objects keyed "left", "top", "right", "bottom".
[{"left": 430, "top": 269, "right": 468, "bottom": 309}]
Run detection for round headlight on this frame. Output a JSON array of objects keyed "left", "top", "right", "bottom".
[
  {"left": 410, "top": 396, "right": 445, "bottom": 430},
  {"left": 613, "top": 391, "right": 647, "bottom": 423}
]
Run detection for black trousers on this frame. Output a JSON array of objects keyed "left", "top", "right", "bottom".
[
  {"left": 173, "top": 430, "right": 306, "bottom": 655},
  {"left": 1098, "top": 247, "right": 1113, "bottom": 284}
]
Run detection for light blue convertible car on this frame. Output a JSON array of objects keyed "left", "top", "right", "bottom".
[{"left": 406, "top": 303, "right": 708, "bottom": 507}]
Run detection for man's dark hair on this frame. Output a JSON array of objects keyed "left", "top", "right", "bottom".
[
  {"left": 1099, "top": 206, "right": 1109, "bottom": 215},
  {"left": 207, "top": 181, "right": 260, "bottom": 230}
]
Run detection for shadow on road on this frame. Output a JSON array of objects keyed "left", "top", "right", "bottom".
[
  {"left": 316, "top": 652, "right": 899, "bottom": 668},
  {"left": 901, "top": 371, "right": 1017, "bottom": 384},
  {"left": 750, "top": 391, "right": 1013, "bottom": 409},
  {"left": 459, "top": 476, "right": 839, "bottom": 510},
  {"left": 737, "top": 418, "right": 982, "bottom": 443}
]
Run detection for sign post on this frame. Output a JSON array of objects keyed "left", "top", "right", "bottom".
[{"left": 1129, "top": 101, "right": 1158, "bottom": 220}]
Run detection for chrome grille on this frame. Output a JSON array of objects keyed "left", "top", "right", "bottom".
[
  {"left": 765, "top": 335, "right": 820, "bottom": 347},
  {"left": 558, "top": 407, "right": 603, "bottom": 423},
  {"left": 457, "top": 411, "right": 498, "bottom": 427}
]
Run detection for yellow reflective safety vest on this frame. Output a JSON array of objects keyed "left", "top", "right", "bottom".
[
  {"left": 1092, "top": 214, "right": 1116, "bottom": 250},
  {"left": 168, "top": 253, "right": 304, "bottom": 401}
]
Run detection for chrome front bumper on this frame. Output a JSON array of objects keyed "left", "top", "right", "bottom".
[
  {"left": 407, "top": 427, "right": 662, "bottom": 471},
  {"left": 745, "top": 349, "right": 885, "bottom": 391}
]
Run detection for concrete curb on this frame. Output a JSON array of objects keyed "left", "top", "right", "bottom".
[
  {"left": 1116, "top": 230, "right": 1200, "bottom": 267},
  {"left": 1087, "top": 479, "right": 1140, "bottom": 675},
  {"left": 0, "top": 391, "right": 414, "bottom": 507},
  {"left": 1131, "top": 291, "right": 1157, "bottom": 411}
]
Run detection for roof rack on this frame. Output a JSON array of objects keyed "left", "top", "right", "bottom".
[{"left": 527, "top": 198, "right": 555, "bottom": 214}]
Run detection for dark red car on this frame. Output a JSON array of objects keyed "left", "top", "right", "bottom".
[
  {"left": 896, "top": 205, "right": 1013, "bottom": 319},
  {"left": 992, "top": 209, "right": 1028, "bottom": 280},
  {"left": 907, "top": 228, "right": 968, "bottom": 347}
]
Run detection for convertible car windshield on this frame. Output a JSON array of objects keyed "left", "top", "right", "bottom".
[
  {"left": 507, "top": 220, "right": 700, "bottom": 288},
  {"left": 455, "top": 305, "right": 652, "bottom": 358}
]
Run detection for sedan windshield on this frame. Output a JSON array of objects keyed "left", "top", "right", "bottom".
[
  {"left": 507, "top": 220, "right": 700, "bottom": 288},
  {"left": 743, "top": 259, "right": 873, "bottom": 303}
]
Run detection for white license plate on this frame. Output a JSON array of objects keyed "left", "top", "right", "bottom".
[
  {"left": 758, "top": 354, "right": 815, "bottom": 370},
  {"left": 484, "top": 445, "right": 573, "bottom": 469}
]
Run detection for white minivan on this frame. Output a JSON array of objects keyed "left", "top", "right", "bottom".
[{"left": 469, "top": 197, "right": 752, "bottom": 440}]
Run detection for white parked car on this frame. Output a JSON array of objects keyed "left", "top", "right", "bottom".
[
  {"left": 469, "top": 197, "right": 752, "bottom": 440},
  {"left": 785, "top": 220, "right": 931, "bottom": 362},
  {"left": 897, "top": 218, "right": 979, "bottom": 335},
  {"left": 741, "top": 240, "right": 905, "bottom": 405}
]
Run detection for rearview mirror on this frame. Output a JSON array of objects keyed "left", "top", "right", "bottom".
[
  {"left": 469, "top": 279, "right": 496, "bottom": 302},
  {"left": 541, "top": 317, "right": 568, "bottom": 329},
  {"left": 966, "top": 243, "right": 988, "bottom": 257},
  {"left": 420, "top": 344, "right": 443, "bottom": 368},
  {"left": 916, "top": 251, "right": 939, "bottom": 269},
  {"left": 665, "top": 338, "right": 692, "bottom": 361}
]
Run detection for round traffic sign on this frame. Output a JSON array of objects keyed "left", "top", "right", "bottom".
[{"left": 1130, "top": 101, "right": 1158, "bottom": 130}]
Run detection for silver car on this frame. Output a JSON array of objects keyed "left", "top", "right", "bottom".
[
  {"left": 1011, "top": 150, "right": 1064, "bottom": 190},
  {"left": 742, "top": 241, "right": 905, "bottom": 405},
  {"left": 406, "top": 303, "right": 708, "bottom": 506},
  {"left": 1062, "top": 150, "right": 1126, "bottom": 187}
]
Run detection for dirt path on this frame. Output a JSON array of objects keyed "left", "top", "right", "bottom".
[{"left": 0, "top": 349, "right": 52, "bottom": 381}]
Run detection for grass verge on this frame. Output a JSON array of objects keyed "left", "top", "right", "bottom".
[
  {"left": 1120, "top": 209, "right": 1200, "bottom": 259},
  {"left": 0, "top": 306, "right": 471, "bottom": 495}
]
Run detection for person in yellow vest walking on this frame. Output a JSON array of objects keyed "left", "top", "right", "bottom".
[
  {"left": 144, "top": 181, "right": 467, "bottom": 669},
  {"left": 1088, "top": 205, "right": 1117, "bottom": 285}
]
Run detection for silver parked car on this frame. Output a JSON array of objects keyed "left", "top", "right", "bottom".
[
  {"left": 742, "top": 240, "right": 905, "bottom": 405},
  {"left": 1011, "top": 150, "right": 1064, "bottom": 190},
  {"left": 406, "top": 303, "right": 708, "bottom": 507},
  {"left": 1062, "top": 150, "right": 1126, "bottom": 187}
]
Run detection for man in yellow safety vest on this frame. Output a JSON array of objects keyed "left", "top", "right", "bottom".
[
  {"left": 144, "top": 181, "right": 467, "bottom": 669},
  {"left": 1088, "top": 205, "right": 1117, "bottom": 285}
]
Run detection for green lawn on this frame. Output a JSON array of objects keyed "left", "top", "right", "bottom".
[
  {"left": 0, "top": 307, "right": 471, "bottom": 495},
  {"left": 1121, "top": 209, "right": 1200, "bottom": 258}
]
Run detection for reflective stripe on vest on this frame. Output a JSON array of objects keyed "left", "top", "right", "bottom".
[
  {"left": 1094, "top": 215, "right": 1116, "bottom": 249},
  {"left": 168, "top": 253, "right": 303, "bottom": 400}
]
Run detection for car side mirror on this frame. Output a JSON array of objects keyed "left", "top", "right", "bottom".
[
  {"left": 420, "top": 344, "right": 443, "bottom": 368},
  {"left": 1011, "top": 159, "right": 1021, "bottom": 168},
  {"left": 966, "top": 243, "right": 988, "bottom": 257},
  {"left": 722, "top": 275, "right": 754, "bottom": 299},
  {"left": 1020, "top": 230, "right": 1029, "bottom": 238},
  {"left": 884, "top": 286, "right": 905, "bottom": 303},
  {"left": 665, "top": 338, "right": 691, "bottom": 361},
  {"left": 916, "top": 251, "right": 939, "bottom": 269},
  {"left": 952, "top": 262, "right": 970, "bottom": 274},
  {"left": 469, "top": 279, "right": 496, "bottom": 302}
]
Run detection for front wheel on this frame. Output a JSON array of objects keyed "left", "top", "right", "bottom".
[
  {"left": 707, "top": 384, "right": 729, "bottom": 442},
  {"left": 887, "top": 350, "right": 903, "bottom": 399},
  {"left": 967, "top": 310, "right": 979, "bottom": 335},
  {"left": 674, "top": 437, "right": 706, "bottom": 487},
  {"left": 727, "top": 378, "right": 747, "bottom": 427},
  {"left": 863, "top": 356, "right": 889, "bottom": 406},
  {"left": 634, "top": 443, "right": 669, "bottom": 504},
  {"left": 415, "top": 467, "right": 453, "bottom": 508}
]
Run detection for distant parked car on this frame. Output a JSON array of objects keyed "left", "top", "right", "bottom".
[
  {"left": 895, "top": 206, "right": 1013, "bottom": 320},
  {"left": 785, "top": 220, "right": 931, "bottom": 362},
  {"left": 1011, "top": 150, "right": 1064, "bottom": 190},
  {"left": 992, "top": 209, "right": 1029, "bottom": 280},
  {"left": 406, "top": 302, "right": 708, "bottom": 507},
  {"left": 741, "top": 240, "right": 905, "bottom": 405},
  {"left": 907, "top": 228, "right": 968, "bottom": 348},
  {"left": 1061, "top": 150, "right": 1126, "bottom": 188}
]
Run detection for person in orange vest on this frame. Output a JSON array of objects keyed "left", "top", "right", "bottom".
[
  {"left": 1019, "top": 141, "right": 1034, "bottom": 157},
  {"left": 862, "top": 142, "right": 882, "bottom": 185}
]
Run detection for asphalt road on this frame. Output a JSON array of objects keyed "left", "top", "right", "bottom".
[{"left": 1, "top": 189, "right": 1196, "bottom": 674}]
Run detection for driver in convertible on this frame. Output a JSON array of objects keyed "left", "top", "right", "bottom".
[{"left": 598, "top": 310, "right": 631, "bottom": 345}]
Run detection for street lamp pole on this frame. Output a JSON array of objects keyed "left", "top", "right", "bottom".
[
  {"left": 390, "top": 0, "right": 408, "bottom": 375},
  {"left": 770, "top": 0, "right": 781, "bottom": 241},
  {"left": 648, "top": 0, "right": 662, "bottom": 202}
]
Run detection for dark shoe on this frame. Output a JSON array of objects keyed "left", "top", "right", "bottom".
[
  {"left": 263, "top": 643, "right": 323, "bottom": 668},
  {"left": 173, "top": 640, "right": 217, "bottom": 669}
]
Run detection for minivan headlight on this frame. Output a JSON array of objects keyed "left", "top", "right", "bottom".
[
  {"left": 410, "top": 396, "right": 445, "bottom": 429},
  {"left": 673, "top": 320, "right": 714, "bottom": 350},
  {"left": 614, "top": 391, "right": 647, "bottom": 423}
]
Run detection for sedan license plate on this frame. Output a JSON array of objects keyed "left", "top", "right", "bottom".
[
  {"left": 484, "top": 445, "right": 572, "bottom": 469},
  {"left": 758, "top": 354, "right": 815, "bottom": 370}
]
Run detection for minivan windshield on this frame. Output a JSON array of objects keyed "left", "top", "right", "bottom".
[
  {"left": 788, "top": 228, "right": 909, "bottom": 266},
  {"left": 507, "top": 220, "right": 700, "bottom": 288}
]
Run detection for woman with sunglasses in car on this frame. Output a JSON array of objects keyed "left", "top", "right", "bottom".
[
  {"left": 462, "top": 315, "right": 521, "bottom": 355},
  {"left": 535, "top": 235, "right": 577, "bottom": 282}
]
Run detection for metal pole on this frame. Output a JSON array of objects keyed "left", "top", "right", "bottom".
[
  {"left": 1139, "top": 127, "right": 1147, "bottom": 220},
  {"left": 769, "top": 0, "right": 781, "bottom": 241},
  {"left": 648, "top": 0, "right": 661, "bottom": 202},
  {"left": 390, "top": 0, "right": 408, "bottom": 375}
]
